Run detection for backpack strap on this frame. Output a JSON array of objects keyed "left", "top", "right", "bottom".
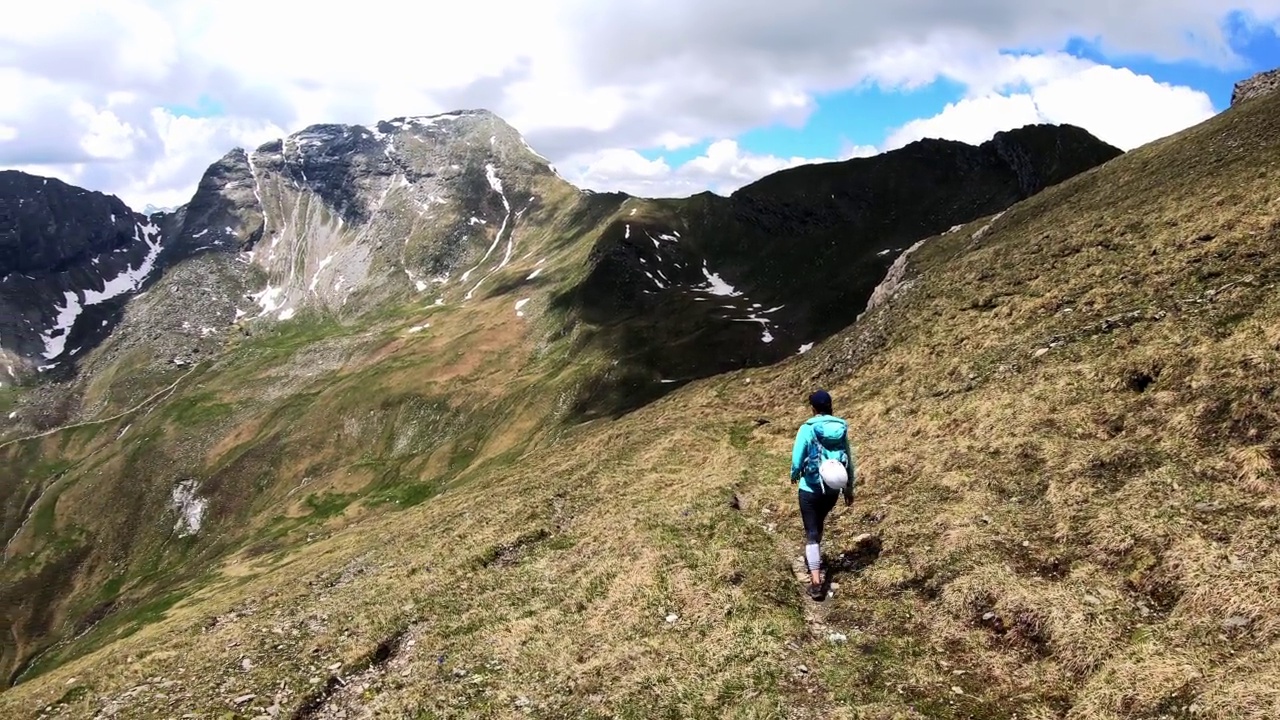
[{"left": 807, "top": 423, "right": 827, "bottom": 495}]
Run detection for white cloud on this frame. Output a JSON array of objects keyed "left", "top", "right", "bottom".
[
  {"left": 885, "top": 55, "right": 1217, "bottom": 151},
  {"left": 681, "top": 139, "right": 823, "bottom": 186},
  {"left": 72, "top": 102, "right": 141, "bottom": 160},
  {"left": 7, "top": 105, "right": 283, "bottom": 208},
  {"left": 0, "top": 1, "right": 1273, "bottom": 207},
  {"left": 565, "top": 139, "right": 876, "bottom": 198}
]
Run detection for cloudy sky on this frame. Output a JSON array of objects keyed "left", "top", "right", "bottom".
[{"left": 3, "top": 1, "right": 1279, "bottom": 209}]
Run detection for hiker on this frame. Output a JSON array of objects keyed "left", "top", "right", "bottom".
[{"left": 789, "top": 389, "right": 854, "bottom": 600}]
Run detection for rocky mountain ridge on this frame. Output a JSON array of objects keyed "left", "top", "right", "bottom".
[
  {"left": 566, "top": 123, "right": 1122, "bottom": 414},
  {"left": 0, "top": 113, "right": 1121, "bottom": 419},
  {"left": 1232, "top": 67, "right": 1280, "bottom": 106},
  {"left": 0, "top": 172, "right": 166, "bottom": 383},
  {"left": 0, "top": 110, "right": 568, "bottom": 400}
]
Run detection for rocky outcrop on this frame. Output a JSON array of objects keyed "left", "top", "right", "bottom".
[
  {"left": 567, "top": 123, "right": 1122, "bottom": 417},
  {"left": 1231, "top": 68, "right": 1280, "bottom": 106},
  {"left": 220, "top": 109, "right": 565, "bottom": 321},
  {"left": 163, "top": 148, "right": 265, "bottom": 263},
  {"left": 0, "top": 172, "right": 164, "bottom": 379},
  {"left": 0, "top": 110, "right": 570, "bottom": 382}
]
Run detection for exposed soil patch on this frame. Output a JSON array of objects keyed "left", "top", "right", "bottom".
[
  {"left": 291, "top": 629, "right": 408, "bottom": 720},
  {"left": 477, "top": 527, "right": 552, "bottom": 568}
]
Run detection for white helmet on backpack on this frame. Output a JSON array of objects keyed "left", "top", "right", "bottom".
[{"left": 818, "top": 458, "right": 849, "bottom": 490}]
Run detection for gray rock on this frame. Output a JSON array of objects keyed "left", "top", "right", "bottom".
[{"left": 1232, "top": 68, "right": 1280, "bottom": 106}]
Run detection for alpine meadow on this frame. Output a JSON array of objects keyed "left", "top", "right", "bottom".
[{"left": 1, "top": 51, "right": 1280, "bottom": 720}]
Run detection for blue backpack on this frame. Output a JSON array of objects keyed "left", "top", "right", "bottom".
[{"left": 803, "top": 418, "right": 852, "bottom": 493}]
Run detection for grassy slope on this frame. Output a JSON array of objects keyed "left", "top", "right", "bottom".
[
  {"left": 3, "top": 95, "right": 1280, "bottom": 718},
  {"left": 0, "top": 173, "right": 619, "bottom": 687}
]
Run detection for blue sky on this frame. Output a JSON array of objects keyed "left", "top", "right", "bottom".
[
  {"left": 163, "top": 95, "right": 226, "bottom": 120},
  {"left": 637, "top": 21, "right": 1280, "bottom": 169}
]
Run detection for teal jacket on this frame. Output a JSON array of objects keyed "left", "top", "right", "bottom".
[{"left": 790, "top": 414, "right": 855, "bottom": 496}]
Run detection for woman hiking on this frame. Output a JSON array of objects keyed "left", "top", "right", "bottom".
[{"left": 789, "top": 389, "right": 854, "bottom": 600}]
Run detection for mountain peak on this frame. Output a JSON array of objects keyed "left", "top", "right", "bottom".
[{"left": 249, "top": 108, "right": 551, "bottom": 173}]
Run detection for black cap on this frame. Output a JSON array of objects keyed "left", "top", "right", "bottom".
[{"left": 809, "top": 390, "right": 831, "bottom": 409}]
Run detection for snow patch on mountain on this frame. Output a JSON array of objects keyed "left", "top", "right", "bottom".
[
  {"left": 731, "top": 313, "right": 775, "bottom": 344},
  {"left": 38, "top": 221, "right": 163, "bottom": 360},
  {"left": 250, "top": 286, "right": 285, "bottom": 317},
  {"left": 309, "top": 253, "right": 335, "bottom": 292},
  {"left": 40, "top": 291, "right": 82, "bottom": 360},
  {"left": 463, "top": 164, "right": 517, "bottom": 301},
  {"left": 695, "top": 262, "right": 743, "bottom": 298},
  {"left": 170, "top": 480, "right": 207, "bottom": 537}
]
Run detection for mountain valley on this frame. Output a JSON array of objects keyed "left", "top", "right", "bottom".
[{"left": 0, "top": 72, "right": 1277, "bottom": 719}]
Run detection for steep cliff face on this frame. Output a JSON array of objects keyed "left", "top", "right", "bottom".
[
  {"left": 141, "top": 109, "right": 569, "bottom": 329},
  {"left": 243, "top": 111, "right": 564, "bottom": 313},
  {"left": 0, "top": 172, "right": 166, "bottom": 382}
]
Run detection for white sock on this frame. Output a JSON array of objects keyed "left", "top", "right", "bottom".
[{"left": 805, "top": 543, "right": 821, "bottom": 573}]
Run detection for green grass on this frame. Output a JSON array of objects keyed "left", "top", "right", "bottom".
[
  {"left": 364, "top": 481, "right": 441, "bottom": 509},
  {"left": 0, "top": 386, "right": 17, "bottom": 415},
  {"left": 302, "top": 491, "right": 359, "bottom": 521},
  {"left": 7, "top": 87, "right": 1280, "bottom": 720},
  {"left": 162, "top": 391, "right": 236, "bottom": 427},
  {"left": 29, "top": 484, "right": 63, "bottom": 538},
  {"left": 220, "top": 311, "right": 348, "bottom": 374},
  {"left": 12, "top": 586, "right": 192, "bottom": 686}
]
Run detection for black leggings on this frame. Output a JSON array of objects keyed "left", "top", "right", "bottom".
[{"left": 798, "top": 487, "right": 839, "bottom": 543}]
